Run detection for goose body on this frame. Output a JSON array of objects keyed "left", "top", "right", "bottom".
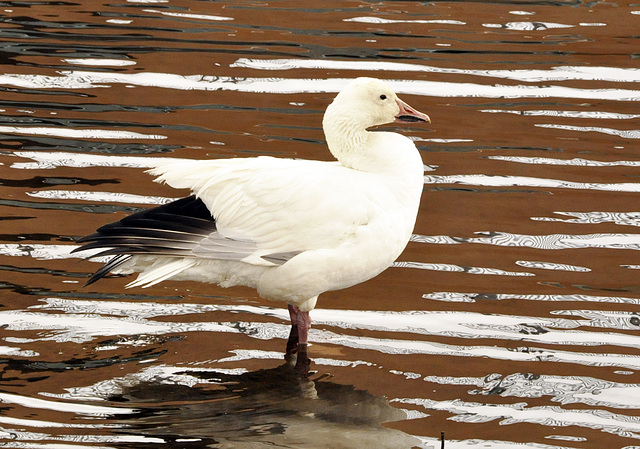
[{"left": 75, "top": 77, "right": 430, "bottom": 374}]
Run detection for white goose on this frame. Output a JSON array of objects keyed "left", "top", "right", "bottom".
[{"left": 75, "top": 77, "right": 430, "bottom": 374}]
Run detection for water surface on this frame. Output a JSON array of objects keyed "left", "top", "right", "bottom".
[{"left": 0, "top": 1, "right": 639, "bottom": 448}]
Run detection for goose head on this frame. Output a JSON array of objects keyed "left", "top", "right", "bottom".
[{"left": 322, "top": 78, "right": 430, "bottom": 162}]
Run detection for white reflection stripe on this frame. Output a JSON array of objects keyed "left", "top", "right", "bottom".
[
  {"left": 0, "top": 126, "right": 166, "bottom": 140},
  {"left": 531, "top": 212, "right": 640, "bottom": 227},
  {"left": 483, "top": 21, "right": 575, "bottom": 29},
  {"left": 62, "top": 58, "right": 136, "bottom": 67},
  {"left": 0, "top": 310, "right": 242, "bottom": 343},
  {"left": 0, "top": 415, "right": 111, "bottom": 431},
  {"left": 394, "top": 397, "right": 640, "bottom": 436},
  {"left": 0, "top": 345, "right": 38, "bottom": 357},
  {"left": 392, "top": 261, "right": 534, "bottom": 276},
  {"left": 0, "top": 244, "right": 104, "bottom": 261},
  {"left": 0, "top": 392, "right": 135, "bottom": 415},
  {"left": 515, "top": 260, "right": 591, "bottom": 272},
  {"left": 413, "top": 137, "right": 473, "bottom": 143},
  {"left": 143, "top": 8, "right": 233, "bottom": 21},
  {"left": 311, "top": 310, "right": 640, "bottom": 348},
  {"left": 414, "top": 231, "right": 640, "bottom": 250},
  {"left": 423, "top": 291, "right": 640, "bottom": 304},
  {"left": 10, "top": 151, "right": 188, "bottom": 169},
  {"left": 345, "top": 16, "right": 465, "bottom": 25},
  {"left": 26, "top": 190, "right": 175, "bottom": 205},
  {"left": 536, "top": 123, "right": 640, "bottom": 139},
  {"left": 0, "top": 311, "right": 176, "bottom": 340},
  {"left": 581, "top": 385, "right": 640, "bottom": 409},
  {"left": 415, "top": 436, "right": 570, "bottom": 449},
  {"left": 424, "top": 174, "right": 640, "bottom": 192},
  {"left": 482, "top": 109, "right": 640, "bottom": 119},
  {"left": 489, "top": 156, "right": 640, "bottom": 166},
  {"left": 0, "top": 72, "right": 638, "bottom": 101},
  {"left": 0, "top": 441, "right": 113, "bottom": 449},
  {"left": 231, "top": 58, "right": 640, "bottom": 83},
  {"left": 2, "top": 438, "right": 112, "bottom": 449},
  {"left": 422, "top": 373, "right": 640, "bottom": 409},
  {"left": 32, "top": 297, "right": 223, "bottom": 317}
]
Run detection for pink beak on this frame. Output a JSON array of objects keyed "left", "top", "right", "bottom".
[{"left": 395, "top": 98, "right": 431, "bottom": 124}]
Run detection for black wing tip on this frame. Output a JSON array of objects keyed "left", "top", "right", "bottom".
[
  {"left": 83, "top": 254, "right": 132, "bottom": 287},
  {"left": 75, "top": 195, "right": 215, "bottom": 286},
  {"left": 84, "top": 275, "right": 100, "bottom": 287}
]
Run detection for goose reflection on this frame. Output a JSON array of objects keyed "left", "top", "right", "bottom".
[{"left": 107, "top": 362, "right": 421, "bottom": 449}]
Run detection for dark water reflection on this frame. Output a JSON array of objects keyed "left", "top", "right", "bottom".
[
  {"left": 109, "top": 365, "right": 418, "bottom": 449},
  {"left": 0, "top": 1, "right": 639, "bottom": 448}
]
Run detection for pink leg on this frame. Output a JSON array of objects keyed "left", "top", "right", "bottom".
[
  {"left": 286, "top": 304, "right": 299, "bottom": 356},
  {"left": 286, "top": 304, "right": 311, "bottom": 375}
]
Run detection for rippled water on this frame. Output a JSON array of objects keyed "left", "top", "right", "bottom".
[{"left": 0, "top": 1, "right": 639, "bottom": 448}]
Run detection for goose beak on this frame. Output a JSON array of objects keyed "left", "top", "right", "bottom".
[{"left": 395, "top": 98, "right": 431, "bottom": 124}]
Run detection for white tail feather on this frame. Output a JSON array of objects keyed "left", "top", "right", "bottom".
[{"left": 126, "top": 259, "right": 196, "bottom": 289}]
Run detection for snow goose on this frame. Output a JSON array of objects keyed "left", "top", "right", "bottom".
[{"left": 74, "top": 77, "right": 430, "bottom": 375}]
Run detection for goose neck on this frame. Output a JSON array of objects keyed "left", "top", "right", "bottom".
[{"left": 323, "top": 117, "right": 370, "bottom": 167}]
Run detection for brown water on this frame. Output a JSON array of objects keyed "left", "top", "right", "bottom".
[{"left": 0, "top": 1, "right": 639, "bottom": 448}]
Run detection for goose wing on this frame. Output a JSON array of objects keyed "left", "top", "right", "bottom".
[
  {"left": 148, "top": 156, "right": 374, "bottom": 264},
  {"left": 75, "top": 156, "right": 375, "bottom": 283}
]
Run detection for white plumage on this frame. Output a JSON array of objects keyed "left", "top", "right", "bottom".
[{"left": 76, "top": 77, "right": 430, "bottom": 374}]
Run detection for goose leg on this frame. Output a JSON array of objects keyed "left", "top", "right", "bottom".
[
  {"left": 286, "top": 304, "right": 311, "bottom": 375},
  {"left": 295, "top": 309, "right": 311, "bottom": 375},
  {"left": 286, "top": 304, "right": 299, "bottom": 357}
]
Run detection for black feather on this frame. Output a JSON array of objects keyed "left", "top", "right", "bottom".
[
  {"left": 85, "top": 254, "right": 132, "bottom": 286},
  {"left": 75, "top": 196, "right": 216, "bottom": 284}
]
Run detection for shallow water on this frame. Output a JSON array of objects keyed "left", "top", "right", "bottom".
[{"left": 0, "top": 1, "right": 639, "bottom": 448}]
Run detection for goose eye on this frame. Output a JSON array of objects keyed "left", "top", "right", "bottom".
[{"left": 379, "top": 94, "right": 387, "bottom": 100}]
